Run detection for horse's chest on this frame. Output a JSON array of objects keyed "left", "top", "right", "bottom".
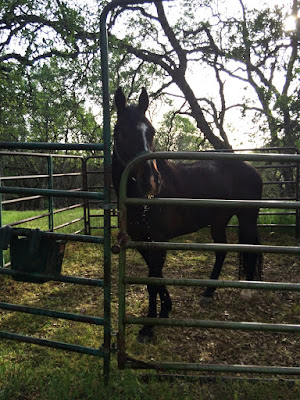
[{"left": 127, "top": 207, "right": 155, "bottom": 240}]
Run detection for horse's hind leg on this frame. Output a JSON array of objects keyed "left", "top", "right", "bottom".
[
  {"left": 138, "top": 248, "right": 171, "bottom": 342},
  {"left": 238, "top": 210, "right": 262, "bottom": 300},
  {"left": 158, "top": 283, "right": 172, "bottom": 318},
  {"left": 238, "top": 210, "right": 262, "bottom": 281},
  {"left": 201, "top": 215, "right": 230, "bottom": 303}
]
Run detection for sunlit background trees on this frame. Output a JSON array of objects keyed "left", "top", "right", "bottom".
[{"left": 0, "top": 0, "right": 299, "bottom": 150}]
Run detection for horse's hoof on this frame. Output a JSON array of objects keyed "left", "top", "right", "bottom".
[
  {"left": 137, "top": 333, "right": 154, "bottom": 344},
  {"left": 200, "top": 295, "right": 214, "bottom": 306},
  {"left": 137, "top": 327, "right": 154, "bottom": 344},
  {"left": 159, "top": 311, "right": 170, "bottom": 318},
  {"left": 240, "top": 289, "right": 253, "bottom": 301}
]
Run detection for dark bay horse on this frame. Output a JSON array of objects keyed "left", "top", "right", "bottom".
[{"left": 112, "top": 87, "right": 263, "bottom": 342}]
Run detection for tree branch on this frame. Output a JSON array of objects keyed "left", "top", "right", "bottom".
[{"left": 155, "top": 1, "right": 187, "bottom": 72}]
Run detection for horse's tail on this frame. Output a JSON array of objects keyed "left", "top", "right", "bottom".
[{"left": 238, "top": 234, "right": 263, "bottom": 281}]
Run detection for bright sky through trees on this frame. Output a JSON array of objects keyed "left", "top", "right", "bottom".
[{"left": 1, "top": 0, "right": 298, "bottom": 150}]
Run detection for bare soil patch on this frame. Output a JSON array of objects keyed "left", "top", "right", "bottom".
[{"left": 120, "top": 228, "right": 300, "bottom": 376}]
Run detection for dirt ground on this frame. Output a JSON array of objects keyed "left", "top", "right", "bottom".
[
  {"left": 1, "top": 226, "right": 299, "bottom": 385},
  {"left": 119, "top": 228, "right": 300, "bottom": 376}
]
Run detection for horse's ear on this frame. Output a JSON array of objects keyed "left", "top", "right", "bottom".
[
  {"left": 138, "top": 87, "right": 149, "bottom": 114},
  {"left": 115, "top": 87, "right": 126, "bottom": 115}
]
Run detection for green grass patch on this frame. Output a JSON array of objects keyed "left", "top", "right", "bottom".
[
  {"left": 2, "top": 208, "right": 96, "bottom": 232},
  {"left": 1, "top": 363, "right": 298, "bottom": 400},
  {"left": 0, "top": 211, "right": 299, "bottom": 399},
  {"left": 1, "top": 208, "right": 117, "bottom": 264}
]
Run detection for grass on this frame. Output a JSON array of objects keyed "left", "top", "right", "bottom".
[
  {"left": 1, "top": 208, "right": 99, "bottom": 232},
  {"left": 0, "top": 209, "right": 300, "bottom": 399},
  {"left": 1, "top": 363, "right": 298, "bottom": 400},
  {"left": 1, "top": 208, "right": 117, "bottom": 264}
]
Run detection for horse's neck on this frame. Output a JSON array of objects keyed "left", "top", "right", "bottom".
[
  {"left": 112, "top": 155, "right": 124, "bottom": 199},
  {"left": 112, "top": 155, "right": 139, "bottom": 199}
]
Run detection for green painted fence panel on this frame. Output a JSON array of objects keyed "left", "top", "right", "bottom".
[{"left": 118, "top": 150, "right": 300, "bottom": 378}]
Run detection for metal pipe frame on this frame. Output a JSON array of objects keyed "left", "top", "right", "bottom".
[
  {"left": 0, "top": 143, "right": 110, "bottom": 373},
  {"left": 118, "top": 150, "right": 300, "bottom": 377}
]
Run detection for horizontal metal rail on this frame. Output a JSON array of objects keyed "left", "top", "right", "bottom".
[
  {"left": 53, "top": 217, "right": 83, "bottom": 231},
  {"left": 126, "top": 360, "right": 300, "bottom": 375},
  {"left": 74, "top": 228, "right": 85, "bottom": 234},
  {"left": 124, "top": 276, "right": 300, "bottom": 291},
  {"left": 125, "top": 197, "right": 300, "bottom": 209},
  {"left": 255, "top": 224, "right": 295, "bottom": 228},
  {"left": 0, "top": 186, "right": 103, "bottom": 200},
  {"left": 125, "top": 316, "right": 300, "bottom": 333},
  {"left": 0, "top": 268, "right": 104, "bottom": 286},
  {"left": 127, "top": 241, "right": 300, "bottom": 255},
  {"left": 123, "top": 151, "right": 300, "bottom": 164},
  {"left": 212, "top": 146, "right": 300, "bottom": 154},
  {"left": 2, "top": 211, "right": 50, "bottom": 227},
  {"left": 141, "top": 374, "right": 299, "bottom": 384},
  {"left": 2, "top": 195, "right": 44, "bottom": 205},
  {"left": 0, "top": 142, "right": 103, "bottom": 151},
  {"left": 264, "top": 180, "right": 296, "bottom": 185},
  {"left": 0, "top": 203, "right": 83, "bottom": 229},
  {"left": 0, "top": 150, "right": 83, "bottom": 158},
  {"left": 0, "top": 331, "right": 106, "bottom": 357},
  {"left": 0, "top": 302, "right": 104, "bottom": 325},
  {"left": 0, "top": 172, "right": 81, "bottom": 181},
  {"left": 259, "top": 211, "right": 296, "bottom": 215},
  {"left": 53, "top": 203, "right": 84, "bottom": 214},
  {"left": 256, "top": 164, "right": 298, "bottom": 169},
  {"left": 5, "top": 228, "right": 104, "bottom": 244}
]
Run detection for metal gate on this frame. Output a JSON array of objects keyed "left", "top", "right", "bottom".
[
  {"left": 0, "top": 150, "right": 89, "bottom": 238},
  {"left": 83, "top": 155, "right": 118, "bottom": 235},
  {"left": 0, "top": 142, "right": 112, "bottom": 377},
  {"left": 0, "top": 1, "right": 115, "bottom": 378},
  {"left": 230, "top": 147, "right": 300, "bottom": 236},
  {"left": 117, "top": 151, "right": 300, "bottom": 378},
  {"left": 1, "top": 0, "right": 300, "bottom": 383}
]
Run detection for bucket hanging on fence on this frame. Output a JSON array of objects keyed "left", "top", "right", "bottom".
[{"left": 10, "top": 229, "right": 66, "bottom": 283}]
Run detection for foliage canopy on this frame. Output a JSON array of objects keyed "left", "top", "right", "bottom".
[{"left": 0, "top": 0, "right": 299, "bottom": 150}]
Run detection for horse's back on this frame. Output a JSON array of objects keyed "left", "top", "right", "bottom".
[
  {"left": 159, "top": 159, "right": 262, "bottom": 200},
  {"left": 145, "top": 159, "right": 261, "bottom": 239}
]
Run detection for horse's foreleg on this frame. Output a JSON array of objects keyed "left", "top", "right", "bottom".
[
  {"left": 137, "top": 283, "right": 157, "bottom": 343},
  {"left": 138, "top": 249, "right": 168, "bottom": 342},
  {"left": 144, "top": 282, "right": 172, "bottom": 318},
  {"left": 158, "top": 286, "right": 172, "bottom": 318}
]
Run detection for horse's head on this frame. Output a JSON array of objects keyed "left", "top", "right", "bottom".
[{"left": 114, "top": 87, "right": 161, "bottom": 197}]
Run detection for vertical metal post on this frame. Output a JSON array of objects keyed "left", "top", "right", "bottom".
[
  {"left": 296, "top": 156, "right": 300, "bottom": 240},
  {"left": 81, "top": 158, "right": 90, "bottom": 235},
  {"left": 99, "top": 0, "right": 159, "bottom": 380},
  {"left": 118, "top": 247, "right": 126, "bottom": 369},
  {"left": 117, "top": 157, "right": 129, "bottom": 370},
  {"left": 47, "top": 156, "right": 54, "bottom": 232},
  {"left": 0, "top": 178, "right": 3, "bottom": 268},
  {"left": 100, "top": 5, "right": 112, "bottom": 381}
]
